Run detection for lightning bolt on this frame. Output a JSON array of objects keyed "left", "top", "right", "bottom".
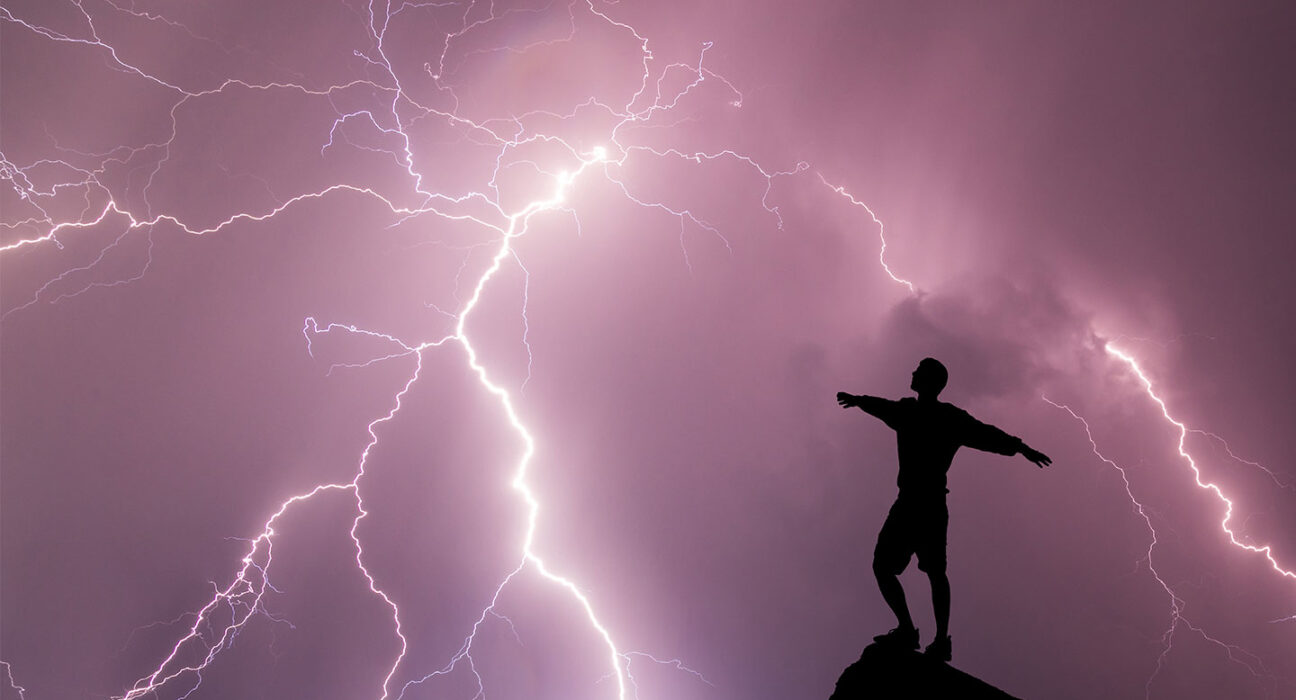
[
  {"left": 1101, "top": 344, "right": 1295, "bottom": 582},
  {"left": 4, "top": 3, "right": 1292, "bottom": 699},
  {"left": 1, "top": 661, "right": 27, "bottom": 700},
  {"left": 1042, "top": 395, "right": 1279, "bottom": 697},
  {"left": 816, "top": 174, "right": 916, "bottom": 293},
  {"left": 0, "top": 2, "right": 814, "bottom": 698}
]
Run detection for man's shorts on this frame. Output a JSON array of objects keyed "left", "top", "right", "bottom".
[{"left": 873, "top": 496, "right": 949, "bottom": 575}]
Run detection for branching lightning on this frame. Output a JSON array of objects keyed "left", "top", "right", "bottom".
[
  {"left": 1039, "top": 342, "right": 1294, "bottom": 696},
  {"left": 1042, "top": 396, "right": 1277, "bottom": 697},
  {"left": 1102, "top": 344, "right": 1296, "bottom": 582},
  {"left": 3, "top": 2, "right": 1292, "bottom": 699},
  {"left": 1, "top": 1, "right": 808, "bottom": 697}
]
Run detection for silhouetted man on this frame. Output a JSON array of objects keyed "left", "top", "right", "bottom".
[{"left": 836, "top": 357, "right": 1051, "bottom": 662}]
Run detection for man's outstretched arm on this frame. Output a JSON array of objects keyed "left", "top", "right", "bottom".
[
  {"left": 836, "top": 392, "right": 902, "bottom": 427},
  {"left": 960, "top": 412, "right": 1052, "bottom": 468}
]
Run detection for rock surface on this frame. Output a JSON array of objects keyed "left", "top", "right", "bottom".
[{"left": 829, "top": 643, "right": 1021, "bottom": 699}]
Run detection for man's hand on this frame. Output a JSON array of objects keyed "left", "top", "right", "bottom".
[
  {"left": 1020, "top": 445, "right": 1052, "bottom": 468},
  {"left": 836, "top": 391, "right": 858, "bottom": 409}
]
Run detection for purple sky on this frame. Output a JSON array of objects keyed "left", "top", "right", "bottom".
[{"left": 3, "top": 2, "right": 1294, "bottom": 699}]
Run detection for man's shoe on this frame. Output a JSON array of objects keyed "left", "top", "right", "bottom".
[
  {"left": 872, "top": 625, "right": 919, "bottom": 649},
  {"left": 924, "top": 634, "right": 952, "bottom": 662}
]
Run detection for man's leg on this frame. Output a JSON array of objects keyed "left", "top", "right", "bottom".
[
  {"left": 929, "top": 571, "right": 949, "bottom": 640},
  {"left": 874, "top": 561, "right": 914, "bottom": 631},
  {"left": 917, "top": 500, "right": 952, "bottom": 660},
  {"left": 873, "top": 500, "right": 918, "bottom": 645}
]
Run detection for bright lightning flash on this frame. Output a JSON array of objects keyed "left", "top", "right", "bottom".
[
  {"left": 4, "top": 3, "right": 1293, "bottom": 700},
  {"left": 1043, "top": 343, "right": 1295, "bottom": 696},
  {"left": 0, "top": 2, "right": 797, "bottom": 698},
  {"left": 1104, "top": 345, "right": 1296, "bottom": 581}
]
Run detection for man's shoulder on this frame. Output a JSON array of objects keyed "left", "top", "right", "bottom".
[{"left": 936, "top": 401, "right": 976, "bottom": 423}]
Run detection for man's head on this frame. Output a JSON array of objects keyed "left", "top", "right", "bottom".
[{"left": 910, "top": 357, "right": 948, "bottom": 399}]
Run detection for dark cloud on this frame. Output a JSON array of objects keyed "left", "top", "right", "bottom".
[{"left": 872, "top": 275, "right": 1100, "bottom": 401}]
